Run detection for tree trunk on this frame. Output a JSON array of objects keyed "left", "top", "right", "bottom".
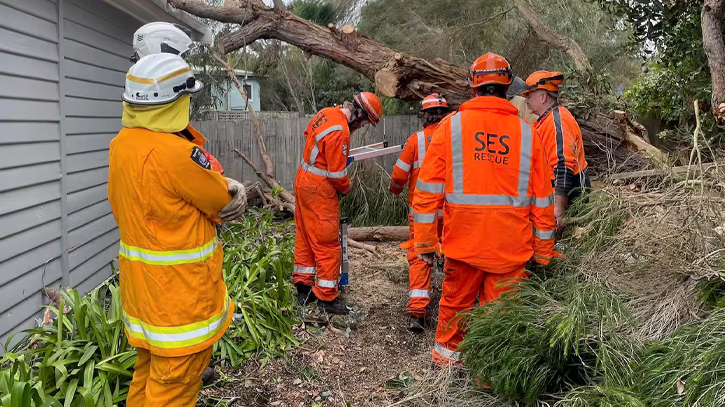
[
  {"left": 348, "top": 226, "right": 409, "bottom": 242},
  {"left": 702, "top": 0, "right": 725, "bottom": 120},
  {"left": 168, "top": 0, "right": 657, "bottom": 171},
  {"left": 512, "top": 0, "right": 593, "bottom": 78}
]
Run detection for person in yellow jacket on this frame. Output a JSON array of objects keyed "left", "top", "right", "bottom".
[{"left": 108, "top": 53, "right": 247, "bottom": 407}]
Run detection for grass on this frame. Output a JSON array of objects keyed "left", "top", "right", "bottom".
[{"left": 340, "top": 161, "right": 409, "bottom": 227}]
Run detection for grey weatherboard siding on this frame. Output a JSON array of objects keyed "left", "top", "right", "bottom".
[{"left": 0, "top": 0, "right": 188, "bottom": 348}]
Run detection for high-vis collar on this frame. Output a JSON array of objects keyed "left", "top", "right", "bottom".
[
  {"left": 458, "top": 96, "right": 519, "bottom": 116},
  {"left": 536, "top": 102, "right": 561, "bottom": 125}
]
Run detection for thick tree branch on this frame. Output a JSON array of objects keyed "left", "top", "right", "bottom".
[
  {"left": 512, "top": 0, "right": 592, "bottom": 78},
  {"left": 702, "top": 0, "right": 725, "bottom": 120}
]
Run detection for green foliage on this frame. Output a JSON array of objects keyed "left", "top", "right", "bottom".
[
  {"left": 460, "top": 275, "right": 637, "bottom": 404},
  {"left": 556, "top": 385, "right": 646, "bottom": 407},
  {"left": 290, "top": 0, "right": 340, "bottom": 25},
  {"left": 0, "top": 284, "right": 135, "bottom": 407},
  {"left": 635, "top": 308, "right": 725, "bottom": 407},
  {"left": 216, "top": 209, "right": 299, "bottom": 367},
  {"left": 697, "top": 274, "right": 725, "bottom": 308},
  {"left": 339, "top": 161, "right": 409, "bottom": 227}
]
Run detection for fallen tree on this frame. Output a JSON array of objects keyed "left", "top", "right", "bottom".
[{"left": 168, "top": 0, "right": 658, "bottom": 172}]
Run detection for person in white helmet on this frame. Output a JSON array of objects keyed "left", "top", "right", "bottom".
[
  {"left": 130, "top": 22, "right": 193, "bottom": 63},
  {"left": 109, "top": 53, "right": 244, "bottom": 407},
  {"left": 130, "top": 22, "right": 226, "bottom": 175}
]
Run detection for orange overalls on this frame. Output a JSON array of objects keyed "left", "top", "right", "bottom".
[
  {"left": 534, "top": 103, "right": 589, "bottom": 197},
  {"left": 108, "top": 128, "right": 234, "bottom": 406},
  {"left": 389, "top": 125, "right": 443, "bottom": 317},
  {"left": 412, "top": 96, "right": 556, "bottom": 364},
  {"left": 182, "top": 124, "right": 225, "bottom": 174},
  {"left": 293, "top": 107, "right": 352, "bottom": 301}
]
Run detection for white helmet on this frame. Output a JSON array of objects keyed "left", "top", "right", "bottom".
[
  {"left": 123, "top": 53, "right": 203, "bottom": 105},
  {"left": 131, "top": 22, "right": 193, "bottom": 63}
]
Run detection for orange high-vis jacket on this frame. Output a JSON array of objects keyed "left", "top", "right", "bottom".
[
  {"left": 412, "top": 96, "right": 557, "bottom": 271},
  {"left": 300, "top": 107, "right": 352, "bottom": 195},
  {"left": 389, "top": 125, "right": 437, "bottom": 203},
  {"left": 535, "top": 103, "right": 588, "bottom": 196},
  {"left": 108, "top": 127, "right": 234, "bottom": 357}
]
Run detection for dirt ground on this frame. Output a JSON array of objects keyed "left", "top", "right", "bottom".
[{"left": 201, "top": 242, "right": 451, "bottom": 407}]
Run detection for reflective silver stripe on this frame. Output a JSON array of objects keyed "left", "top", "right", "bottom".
[
  {"left": 417, "top": 180, "right": 445, "bottom": 194},
  {"left": 417, "top": 131, "right": 426, "bottom": 165},
  {"left": 301, "top": 162, "right": 348, "bottom": 179},
  {"left": 434, "top": 343, "right": 461, "bottom": 361},
  {"left": 446, "top": 117, "right": 539, "bottom": 207},
  {"left": 437, "top": 209, "right": 444, "bottom": 217},
  {"left": 308, "top": 125, "right": 344, "bottom": 166},
  {"left": 412, "top": 211, "right": 436, "bottom": 224},
  {"left": 446, "top": 194, "right": 532, "bottom": 207},
  {"left": 533, "top": 227, "right": 556, "bottom": 240},
  {"left": 451, "top": 113, "right": 464, "bottom": 193},
  {"left": 317, "top": 278, "right": 338, "bottom": 288},
  {"left": 413, "top": 161, "right": 421, "bottom": 169},
  {"left": 410, "top": 289, "right": 430, "bottom": 298},
  {"left": 294, "top": 266, "right": 317, "bottom": 274},
  {"left": 395, "top": 159, "right": 412, "bottom": 172},
  {"left": 533, "top": 195, "right": 554, "bottom": 208}
]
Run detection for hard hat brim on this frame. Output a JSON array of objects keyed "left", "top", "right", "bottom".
[{"left": 121, "top": 79, "right": 204, "bottom": 106}]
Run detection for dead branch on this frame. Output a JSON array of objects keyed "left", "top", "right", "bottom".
[
  {"left": 232, "top": 149, "right": 296, "bottom": 204},
  {"left": 610, "top": 162, "right": 720, "bottom": 182},
  {"left": 512, "top": 0, "right": 593, "bottom": 78},
  {"left": 348, "top": 239, "right": 376, "bottom": 252},
  {"left": 613, "top": 110, "right": 668, "bottom": 164}
]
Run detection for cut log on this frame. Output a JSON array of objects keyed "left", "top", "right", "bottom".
[
  {"left": 348, "top": 226, "right": 409, "bottom": 242},
  {"left": 613, "top": 110, "right": 668, "bottom": 164},
  {"left": 341, "top": 24, "right": 355, "bottom": 34}
]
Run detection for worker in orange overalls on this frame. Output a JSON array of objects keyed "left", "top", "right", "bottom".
[
  {"left": 389, "top": 93, "right": 450, "bottom": 332},
  {"left": 293, "top": 92, "right": 384, "bottom": 314},
  {"left": 522, "top": 71, "right": 590, "bottom": 232},
  {"left": 109, "top": 54, "right": 247, "bottom": 407},
  {"left": 412, "top": 53, "right": 557, "bottom": 364}
]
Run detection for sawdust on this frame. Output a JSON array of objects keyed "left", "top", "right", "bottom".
[{"left": 202, "top": 243, "right": 449, "bottom": 407}]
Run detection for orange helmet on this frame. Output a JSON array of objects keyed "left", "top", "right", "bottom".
[
  {"left": 420, "top": 93, "right": 449, "bottom": 111},
  {"left": 468, "top": 53, "right": 513, "bottom": 88},
  {"left": 522, "top": 71, "right": 564, "bottom": 95},
  {"left": 353, "top": 92, "right": 384, "bottom": 126}
]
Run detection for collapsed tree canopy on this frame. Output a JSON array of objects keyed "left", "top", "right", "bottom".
[{"left": 169, "top": 0, "right": 654, "bottom": 173}]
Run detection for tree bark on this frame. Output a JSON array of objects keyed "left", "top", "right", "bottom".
[
  {"left": 348, "top": 226, "right": 409, "bottom": 242},
  {"left": 512, "top": 0, "right": 593, "bottom": 78},
  {"left": 702, "top": 0, "right": 725, "bottom": 120}
]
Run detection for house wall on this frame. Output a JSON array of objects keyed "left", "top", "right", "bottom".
[
  {"left": 0, "top": 0, "right": 145, "bottom": 349},
  {"left": 228, "top": 77, "right": 262, "bottom": 112}
]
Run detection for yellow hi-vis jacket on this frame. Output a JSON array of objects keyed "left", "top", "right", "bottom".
[{"left": 108, "top": 127, "right": 234, "bottom": 357}]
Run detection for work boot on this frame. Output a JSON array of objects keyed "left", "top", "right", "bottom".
[
  {"left": 296, "top": 283, "right": 316, "bottom": 306},
  {"left": 408, "top": 315, "right": 425, "bottom": 333},
  {"left": 201, "top": 367, "right": 216, "bottom": 387},
  {"left": 319, "top": 297, "right": 353, "bottom": 315}
]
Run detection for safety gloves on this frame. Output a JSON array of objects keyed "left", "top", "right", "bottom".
[{"left": 219, "top": 178, "right": 247, "bottom": 221}]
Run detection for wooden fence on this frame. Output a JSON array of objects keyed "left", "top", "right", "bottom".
[{"left": 191, "top": 113, "right": 423, "bottom": 189}]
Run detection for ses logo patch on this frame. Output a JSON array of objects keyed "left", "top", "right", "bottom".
[{"left": 473, "top": 132, "right": 511, "bottom": 165}]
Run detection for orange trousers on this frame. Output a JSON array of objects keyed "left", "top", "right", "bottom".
[
  {"left": 293, "top": 171, "right": 341, "bottom": 301},
  {"left": 405, "top": 216, "right": 443, "bottom": 317},
  {"left": 126, "top": 347, "right": 212, "bottom": 407},
  {"left": 432, "top": 258, "right": 528, "bottom": 365}
]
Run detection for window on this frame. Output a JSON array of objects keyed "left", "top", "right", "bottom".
[{"left": 242, "top": 84, "right": 253, "bottom": 101}]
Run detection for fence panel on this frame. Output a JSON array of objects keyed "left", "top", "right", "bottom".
[{"left": 192, "top": 113, "right": 422, "bottom": 189}]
